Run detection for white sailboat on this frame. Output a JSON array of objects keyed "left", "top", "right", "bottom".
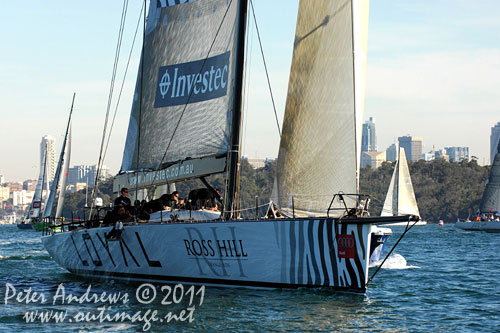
[
  {"left": 380, "top": 147, "right": 427, "bottom": 226},
  {"left": 42, "top": 0, "right": 418, "bottom": 293},
  {"left": 34, "top": 94, "right": 75, "bottom": 231},
  {"left": 456, "top": 140, "right": 500, "bottom": 232}
]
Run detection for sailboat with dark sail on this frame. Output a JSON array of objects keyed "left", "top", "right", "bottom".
[
  {"left": 42, "top": 0, "right": 418, "bottom": 293},
  {"left": 456, "top": 140, "right": 500, "bottom": 232}
]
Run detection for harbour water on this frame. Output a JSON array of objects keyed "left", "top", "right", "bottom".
[{"left": 1, "top": 223, "right": 499, "bottom": 331}]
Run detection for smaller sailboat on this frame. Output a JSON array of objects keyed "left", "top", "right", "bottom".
[
  {"left": 34, "top": 95, "right": 75, "bottom": 232},
  {"left": 456, "top": 140, "right": 500, "bottom": 232},
  {"left": 380, "top": 147, "right": 427, "bottom": 226}
]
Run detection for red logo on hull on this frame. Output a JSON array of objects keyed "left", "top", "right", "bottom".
[{"left": 337, "top": 234, "right": 356, "bottom": 259}]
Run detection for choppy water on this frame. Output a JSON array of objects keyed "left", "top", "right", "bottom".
[{"left": 0, "top": 224, "right": 499, "bottom": 332}]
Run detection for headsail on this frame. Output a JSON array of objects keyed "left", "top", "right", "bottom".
[
  {"left": 28, "top": 147, "right": 48, "bottom": 219},
  {"left": 43, "top": 94, "right": 75, "bottom": 218},
  {"left": 273, "top": 0, "right": 370, "bottom": 217},
  {"left": 55, "top": 125, "right": 72, "bottom": 219},
  {"left": 480, "top": 140, "right": 500, "bottom": 213},
  {"left": 121, "top": 0, "right": 246, "bottom": 182},
  {"left": 381, "top": 147, "right": 420, "bottom": 217}
]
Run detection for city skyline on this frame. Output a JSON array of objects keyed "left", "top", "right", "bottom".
[{"left": 1, "top": 1, "right": 499, "bottom": 181}]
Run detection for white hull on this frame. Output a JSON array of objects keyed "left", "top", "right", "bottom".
[
  {"left": 43, "top": 218, "right": 380, "bottom": 292},
  {"left": 455, "top": 220, "right": 500, "bottom": 233},
  {"left": 383, "top": 221, "right": 427, "bottom": 227}
]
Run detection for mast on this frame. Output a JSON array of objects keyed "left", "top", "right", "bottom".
[{"left": 224, "top": 0, "right": 248, "bottom": 219}]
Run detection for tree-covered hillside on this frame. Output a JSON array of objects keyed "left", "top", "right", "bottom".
[
  {"left": 360, "top": 159, "right": 489, "bottom": 222},
  {"left": 61, "top": 159, "right": 489, "bottom": 223}
]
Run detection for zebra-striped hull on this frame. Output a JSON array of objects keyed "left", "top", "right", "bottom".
[{"left": 43, "top": 218, "right": 375, "bottom": 292}]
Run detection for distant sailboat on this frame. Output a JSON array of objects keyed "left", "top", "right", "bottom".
[
  {"left": 33, "top": 94, "right": 75, "bottom": 231},
  {"left": 456, "top": 139, "right": 500, "bottom": 232},
  {"left": 381, "top": 147, "right": 427, "bottom": 226}
]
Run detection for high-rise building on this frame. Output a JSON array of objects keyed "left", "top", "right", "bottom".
[
  {"left": 0, "top": 175, "right": 4, "bottom": 184},
  {"left": 445, "top": 147, "right": 469, "bottom": 163},
  {"left": 68, "top": 165, "right": 111, "bottom": 190},
  {"left": 491, "top": 122, "right": 500, "bottom": 164},
  {"left": 398, "top": 136, "right": 423, "bottom": 161},
  {"left": 386, "top": 144, "right": 397, "bottom": 162},
  {"left": 40, "top": 135, "right": 57, "bottom": 182},
  {"left": 361, "top": 117, "right": 377, "bottom": 152}
]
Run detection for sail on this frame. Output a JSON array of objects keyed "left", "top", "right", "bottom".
[
  {"left": 381, "top": 147, "right": 420, "bottom": 217},
  {"left": 273, "top": 0, "right": 370, "bottom": 217},
  {"left": 480, "top": 141, "right": 500, "bottom": 213},
  {"left": 121, "top": 0, "right": 245, "bottom": 178},
  {"left": 55, "top": 125, "right": 71, "bottom": 218},
  {"left": 381, "top": 158, "right": 397, "bottom": 216},
  {"left": 43, "top": 95, "right": 75, "bottom": 218},
  {"left": 29, "top": 149, "right": 48, "bottom": 219}
]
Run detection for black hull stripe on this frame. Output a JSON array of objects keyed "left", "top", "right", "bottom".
[
  {"left": 326, "top": 219, "right": 338, "bottom": 286},
  {"left": 308, "top": 220, "right": 320, "bottom": 285},
  {"left": 352, "top": 229, "right": 365, "bottom": 289},
  {"left": 298, "top": 221, "right": 305, "bottom": 285},
  {"left": 317, "top": 220, "right": 329, "bottom": 286},
  {"left": 69, "top": 268, "right": 367, "bottom": 293},
  {"left": 289, "top": 220, "right": 296, "bottom": 284},
  {"left": 341, "top": 223, "right": 358, "bottom": 289}
]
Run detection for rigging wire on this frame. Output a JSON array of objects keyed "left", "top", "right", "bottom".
[
  {"left": 102, "top": 3, "right": 145, "bottom": 163},
  {"left": 249, "top": 0, "right": 281, "bottom": 137},
  {"left": 89, "top": 0, "right": 129, "bottom": 219},
  {"left": 135, "top": 0, "right": 147, "bottom": 206},
  {"left": 145, "top": 0, "right": 236, "bottom": 200}
]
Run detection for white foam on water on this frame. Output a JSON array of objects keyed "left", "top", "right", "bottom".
[{"left": 373, "top": 253, "right": 420, "bottom": 269}]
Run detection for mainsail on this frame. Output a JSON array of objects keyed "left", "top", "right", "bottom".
[
  {"left": 381, "top": 147, "right": 420, "bottom": 217},
  {"left": 480, "top": 140, "right": 500, "bottom": 213},
  {"left": 121, "top": 0, "right": 245, "bottom": 178},
  {"left": 273, "top": 0, "right": 370, "bottom": 217}
]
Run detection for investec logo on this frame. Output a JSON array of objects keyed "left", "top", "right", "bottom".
[{"left": 154, "top": 52, "right": 230, "bottom": 108}]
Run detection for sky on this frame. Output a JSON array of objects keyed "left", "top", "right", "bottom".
[{"left": 0, "top": 0, "right": 499, "bottom": 182}]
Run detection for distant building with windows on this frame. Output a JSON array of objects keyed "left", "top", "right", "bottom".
[
  {"left": 0, "top": 186, "right": 9, "bottom": 202},
  {"left": 361, "top": 117, "right": 377, "bottom": 152},
  {"left": 491, "top": 122, "right": 500, "bottom": 164},
  {"left": 386, "top": 144, "right": 397, "bottom": 162},
  {"left": 0, "top": 175, "right": 4, "bottom": 185},
  {"left": 445, "top": 147, "right": 469, "bottom": 163},
  {"left": 23, "top": 179, "right": 37, "bottom": 191},
  {"left": 361, "top": 151, "right": 386, "bottom": 169},
  {"left": 423, "top": 151, "right": 435, "bottom": 161},
  {"left": 398, "top": 136, "right": 423, "bottom": 161},
  {"left": 68, "top": 165, "right": 110, "bottom": 190},
  {"left": 242, "top": 157, "right": 274, "bottom": 169},
  {"left": 40, "top": 135, "right": 57, "bottom": 182},
  {"left": 435, "top": 149, "right": 449, "bottom": 161}
]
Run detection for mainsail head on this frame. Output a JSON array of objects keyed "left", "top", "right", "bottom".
[{"left": 272, "top": 0, "right": 370, "bottom": 217}]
